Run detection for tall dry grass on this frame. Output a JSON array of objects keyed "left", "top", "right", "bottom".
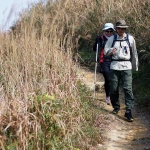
[
  {"left": 0, "top": 1, "right": 85, "bottom": 149},
  {"left": 0, "top": 0, "right": 150, "bottom": 149}
]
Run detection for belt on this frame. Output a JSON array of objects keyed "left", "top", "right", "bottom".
[{"left": 111, "top": 59, "right": 131, "bottom": 61}]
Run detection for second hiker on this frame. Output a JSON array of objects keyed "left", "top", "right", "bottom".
[{"left": 93, "top": 23, "right": 115, "bottom": 105}]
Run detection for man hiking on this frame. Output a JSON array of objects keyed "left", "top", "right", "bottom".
[{"left": 104, "top": 19, "right": 138, "bottom": 121}]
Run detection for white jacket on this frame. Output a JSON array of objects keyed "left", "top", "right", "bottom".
[{"left": 104, "top": 33, "right": 138, "bottom": 71}]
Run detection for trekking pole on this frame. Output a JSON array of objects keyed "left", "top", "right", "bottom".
[{"left": 93, "top": 35, "right": 100, "bottom": 100}]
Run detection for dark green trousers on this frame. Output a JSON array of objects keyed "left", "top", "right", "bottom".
[{"left": 110, "top": 69, "right": 134, "bottom": 110}]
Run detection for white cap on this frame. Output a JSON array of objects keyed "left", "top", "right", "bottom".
[{"left": 102, "top": 23, "right": 115, "bottom": 31}]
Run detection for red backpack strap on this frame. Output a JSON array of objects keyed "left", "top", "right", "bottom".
[{"left": 100, "top": 35, "right": 107, "bottom": 48}]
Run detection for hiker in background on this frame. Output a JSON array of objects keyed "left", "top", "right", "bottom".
[
  {"left": 93, "top": 23, "right": 115, "bottom": 105},
  {"left": 104, "top": 19, "right": 138, "bottom": 121}
]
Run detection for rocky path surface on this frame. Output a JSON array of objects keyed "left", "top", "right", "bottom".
[{"left": 79, "top": 66, "right": 150, "bottom": 150}]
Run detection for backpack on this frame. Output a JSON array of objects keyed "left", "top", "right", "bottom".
[
  {"left": 111, "top": 33, "right": 132, "bottom": 61},
  {"left": 100, "top": 35, "right": 107, "bottom": 48},
  {"left": 111, "top": 33, "right": 131, "bottom": 48},
  {"left": 99, "top": 35, "right": 111, "bottom": 62}
]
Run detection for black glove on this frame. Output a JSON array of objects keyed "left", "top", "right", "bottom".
[
  {"left": 96, "top": 35, "right": 100, "bottom": 44},
  {"left": 93, "top": 35, "right": 100, "bottom": 51}
]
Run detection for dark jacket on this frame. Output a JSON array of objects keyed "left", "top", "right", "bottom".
[{"left": 93, "top": 35, "right": 111, "bottom": 63}]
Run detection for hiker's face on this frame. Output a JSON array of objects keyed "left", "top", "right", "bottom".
[
  {"left": 105, "top": 29, "right": 113, "bottom": 37},
  {"left": 116, "top": 27, "right": 126, "bottom": 36}
]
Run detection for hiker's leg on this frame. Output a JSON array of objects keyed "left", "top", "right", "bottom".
[
  {"left": 110, "top": 70, "right": 121, "bottom": 109},
  {"left": 102, "top": 71, "right": 110, "bottom": 97},
  {"left": 103, "top": 71, "right": 111, "bottom": 104},
  {"left": 121, "top": 70, "right": 134, "bottom": 110}
]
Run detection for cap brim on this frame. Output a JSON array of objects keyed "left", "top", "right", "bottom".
[
  {"left": 116, "top": 26, "right": 129, "bottom": 28},
  {"left": 102, "top": 27, "right": 116, "bottom": 31}
]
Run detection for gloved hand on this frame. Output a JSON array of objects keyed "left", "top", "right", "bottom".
[
  {"left": 96, "top": 35, "right": 100, "bottom": 44},
  {"left": 93, "top": 35, "right": 100, "bottom": 51}
]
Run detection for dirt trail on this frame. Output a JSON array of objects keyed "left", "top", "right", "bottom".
[{"left": 79, "top": 66, "right": 150, "bottom": 150}]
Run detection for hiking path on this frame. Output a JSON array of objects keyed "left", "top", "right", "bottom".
[{"left": 79, "top": 66, "right": 150, "bottom": 150}]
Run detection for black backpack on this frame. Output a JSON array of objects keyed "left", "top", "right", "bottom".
[{"left": 111, "top": 33, "right": 131, "bottom": 48}]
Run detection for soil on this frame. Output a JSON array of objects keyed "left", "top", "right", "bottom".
[{"left": 79, "top": 66, "right": 150, "bottom": 150}]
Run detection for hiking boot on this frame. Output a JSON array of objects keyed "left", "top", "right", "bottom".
[
  {"left": 124, "top": 110, "right": 133, "bottom": 122},
  {"left": 112, "top": 108, "right": 120, "bottom": 114},
  {"left": 106, "top": 96, "right": 111, "bottom": 105}
]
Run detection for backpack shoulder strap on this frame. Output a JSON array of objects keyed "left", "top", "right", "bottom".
[
  {"left": 100, "top": 35, "right": 103, "bottom": 39},
  {"left": 100, "top": 35, "right": 106, "bottom": 48},
  {"left": 126, "top": 33, "right": 131, "bottom": 48},
  {"left": 111, "top": 33, "right": 131, "bottom": 48},
  {"left": 111, "top": 34, "right": 117, "bottom": 47}
]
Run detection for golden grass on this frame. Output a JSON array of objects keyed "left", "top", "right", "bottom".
[{"left": 0, "top": 0, "right": 149, "bottom": 149}]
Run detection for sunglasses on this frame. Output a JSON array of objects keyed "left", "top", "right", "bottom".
[
  {"left": 105, "top": 30, "right": 113, "bottom": 33},
  {"left": 116, "top": 27, "right": 126, "bottom": 30}
]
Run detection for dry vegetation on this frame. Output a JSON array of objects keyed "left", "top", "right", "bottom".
[{"left": 0, "top": 0, "right": 149, "bottom": 149}]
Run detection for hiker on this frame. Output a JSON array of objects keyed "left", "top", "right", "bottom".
[
  {"left": 93, "top": 23, "right": 115, "bottom": 105},
  {"left": 104, "top": 19, "right": 138, "bottom": 121}
]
